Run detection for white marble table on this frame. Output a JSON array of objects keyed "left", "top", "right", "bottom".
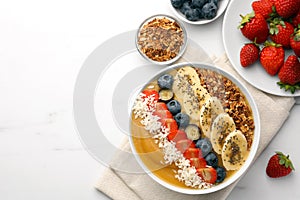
[{"left": 0, "top": 0, "right": 299, "bottom": 199}]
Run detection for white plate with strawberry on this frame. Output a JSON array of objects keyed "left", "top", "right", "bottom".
[{"left": 222, "top": 0, "right": 300, "bottom": 96}]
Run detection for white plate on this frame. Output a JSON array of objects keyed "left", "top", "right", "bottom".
[
  {"left": 170, "top": 0, "right": 230, "bottom": 25},
  {"left": 222, "top": 0, "right": 300, "bottom": 97}
]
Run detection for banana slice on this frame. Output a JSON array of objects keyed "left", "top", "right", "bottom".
[
  {"left": 182, "top": 85, "right": 211, "bottom": 121},
  {"left": 199, "top": 96, "right": 224, "bottom": 138},
  {"left": 193, "top": 84, "right": 211, "bottom": 108},
  {"left": 221, "top": 130, "right": 248, "bottom": 171},
  {"left": 211, "top": 113, "right": 236, "bottom": 154},
  {"left": 182, "top": 86, "right": 211, "bottom": 121},
  {"left": 173, "top": 66, "right": 211, "bottom": 121},
  {"left": 182, "top": 89, "right": 200, "bottom": 121},
  {"left": 172, "top": 66, "right": 201, "bottom": 100}
]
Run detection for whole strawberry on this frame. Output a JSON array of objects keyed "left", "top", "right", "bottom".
[
  {"left": 290, "top": 25, "right": 300, "bottom": 57},
  {"left": 275, "top": 0, "right": 300, "bottom": 19},
  {"left": 240, "top": 42, "right": 260, "bottom": 67},
  {"left": 260, "top": 41, "right": 285, "bottom": 75},
  {"left": 239, "top": 12, "right": 269, "bottom": 43},
  {"left": 270, "top": 19, "right": 294, "bottom": 48},
  {"left": 252, "top": 0, "right": 273, "bottom": 19},
  {"left": 266, "top": 151, "right": 294, "bottom": 178},
  {"left": 268, "top": 0, "right": 276, "bottom": 5},
  {"left": 292, "top": 10, "right": 300, "bottom": 27},
  {"left": 278, "top": 55, "right": 300, "bottom": 85}
]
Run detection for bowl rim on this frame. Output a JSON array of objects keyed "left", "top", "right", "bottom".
[
  {"left": 129, "top": 62, "right": 261, "bottom": 194},
  {"left": 135, "top": 14, "right": 188, "bottom": 66}
]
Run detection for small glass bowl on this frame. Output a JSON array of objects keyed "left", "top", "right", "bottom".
[{"left": 135, "top": 14, "right": 188, "bottom": 65}]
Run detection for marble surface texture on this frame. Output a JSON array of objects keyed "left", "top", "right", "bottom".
[{"left": 1, "top": 0, "right": 299, "bottom": 199}]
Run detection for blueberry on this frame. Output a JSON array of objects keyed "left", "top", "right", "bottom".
[
  {"left": 174, "top": 113, "right": 190, "bottom": 129},
  {"left": 216, "top": 166, "right": 226, "bottom": 183},
  {"left": 180, "top": 1, "right": 192, "bottom": 15},
  {"left": 157, "top": 74, "right": 174, "bottom": 89},
  {"left": 191, "top": 0, "right": 208, "bottom": 8},
  {"left": 195, "top": 138, "right": 212, "bottom": 157},
  {"left": 171, "top": 0, "right": 185, "bottom": 9},
  {"left": 205, "top": 152, "right": 218, "bottom": 168},
  {"left": 185, "top": 8, "right": 201, "bottom": 21},
  {"left": 167, "top": 100, "right": 181, "bottom": 115},
  {"left": 197, "top": 8, "right": 205, "bottom": 19},
  {"left": 211, "top": 0, "right": 219, "bottom": 6},
  {"left": 202, "top": 1, "right": 217, "bottom": 19}
]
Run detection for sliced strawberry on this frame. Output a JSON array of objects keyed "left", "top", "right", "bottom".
[
  {"left": 160, "top": 118, "right": 178, "bottom": 136},
  {"left": 168, "top": 130, "right": 187, "bottom": 142},
  {"left": 183, "top": 148, "right": 203, "bottom": 159},
  {"left": 155, "top": 102, "right": 168, "bottom": 111},
  {"left": 142, "top": 89, "right": 159, "bottom": 100},
  {"left": 153, "top": 110, "right": 173, "bottom": 120},
  {"left": 141, "top": 90, "right": 159, "bottom": 109},
  {"left": 175, "top": 139, "right": 195, "bottom": 153},
  {"left": 189, "top": 157, "right": 207, "bottom": 169},
  {"left": 197, "top": 167, "right": 217, "bottom": 184}
]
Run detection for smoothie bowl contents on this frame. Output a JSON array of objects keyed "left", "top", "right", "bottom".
[
  {"left": 129, "top": 63, "right": 260, "bottom": 194},
  {"left": 136, "top": 14, "right": 187, "bottom": 65}
]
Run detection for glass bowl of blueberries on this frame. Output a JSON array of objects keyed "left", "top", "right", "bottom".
[{"left": 170, "top": 0, "right": 230, "bottom": 24}]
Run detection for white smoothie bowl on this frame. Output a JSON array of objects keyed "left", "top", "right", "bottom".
[{"left": 129, "top": 62, "right": 260, "bottom": 194}]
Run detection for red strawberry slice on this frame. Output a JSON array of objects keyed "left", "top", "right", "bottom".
[
  {"left": 197, "top": 167, "right": 217, "bottom": 184},
  {"left": 155, "top": 102, "right": 168, "bottom": 111},
  {"left": 153, "top": 110, "right": 173, "bottom": 120},
  {"left": 160, "top": 118, "right": 178, "bottom": 136},
  {"left": 142, "top": 89, "right": 159, "bottom": 100},
  {"left": 168, "top": 130, "right": 188, "bottom": 142},
  {"left": 175, "top": 139, "right": 195, "bottom": 153},
  {"left": 189, "top": 158, "right": 207, "bottom": 169},
  {"left": 141, "top": 89, "right": 159, "bottom": 109},
  {"left": 183, "top": 148, "right": 203, "bottom": 159}
]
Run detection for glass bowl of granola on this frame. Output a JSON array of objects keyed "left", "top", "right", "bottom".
[
  {"left": 129, "top": 62, "right": 260, "bottom": 194},
  {"left": 136, "top": 14, "right": 188, "bottom": 65}
]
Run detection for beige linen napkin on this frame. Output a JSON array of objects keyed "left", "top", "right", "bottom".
[{"left": 95, "top": 51, "right": 295, "bottom": 199}]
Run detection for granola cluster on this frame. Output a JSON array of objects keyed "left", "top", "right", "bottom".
[
  {"left": 196, "top": 68, "right": 255, "bottom": 149},
  {"left": 137, "top": 16, "right": 185, "bottom": 62}
]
